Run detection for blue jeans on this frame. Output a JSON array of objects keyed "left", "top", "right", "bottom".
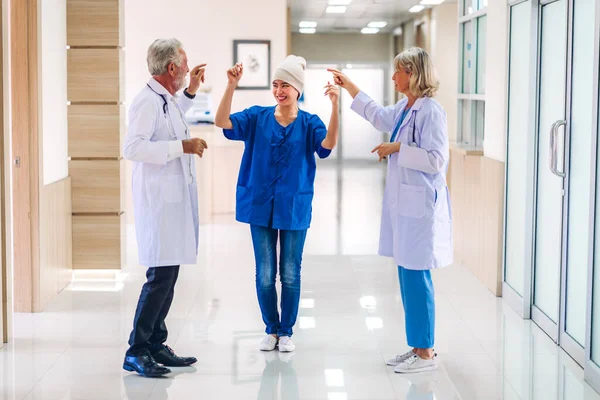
[
  {"left": 251, "top": 225, "right": 308, "bottom": 337},
  {"left": 398, "top": 266, "right": 435, "bottom": 349}
]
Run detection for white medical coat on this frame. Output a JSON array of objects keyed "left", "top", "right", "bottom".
[
  {"left": 123, "top": 79, "right": 199, "bottom": 267},
  {"left": 351, "top": 91, "right": 453, "bottom": 270}
]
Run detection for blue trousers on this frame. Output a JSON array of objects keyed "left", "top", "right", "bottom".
[
  {"left": 398, "top": 266, "right": 435, "bottom": 349},
  {"left": 251, "top": 225, "right": 308, "bottom": 337}
]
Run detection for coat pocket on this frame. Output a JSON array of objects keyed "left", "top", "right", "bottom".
[
  {"left": 161, "top": 175, "right": 184, "bottom": 203},
  {"left": 397, "top": 183, "right": 426, "bottom": 218},
  {"left": 434, "top": 185, "right": 452, "bottom": 222}
]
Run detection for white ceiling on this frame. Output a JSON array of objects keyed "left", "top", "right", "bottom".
[{"left": 289, "top": 0, "right": 423, "bottom": 34}]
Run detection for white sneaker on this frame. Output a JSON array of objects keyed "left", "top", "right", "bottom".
[
  {"left": 278, "top": 336, "right": 295, "bottom": 352},
  {"left": 386, "top": 350, "right": 416, "bottom": 366},
  {"left": 394, "top": 354, "right": 438, "bottom": 374},
  {"left": 259, "top": 335, "right": 278, "bottom": 351}
]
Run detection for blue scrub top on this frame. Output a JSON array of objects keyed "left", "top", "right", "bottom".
[{"left": 223, "top": 106, "right": 331, "bottom": 230}]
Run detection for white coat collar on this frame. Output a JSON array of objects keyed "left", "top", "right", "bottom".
[
  {"left": 398, "top": 96, "right": 426, "bottom": 112},
  {"left": 147, "top": 78, "right": 176, "bottom": 100},
  {"left": 410, "top": 96, "right": 426, "bottom": 111}
]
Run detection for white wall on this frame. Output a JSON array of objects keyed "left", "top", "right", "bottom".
[
  {"left": 482, "top": 0, "right": 509, "bottom": 162},
  {"left": 125, "top": 0, "right": 288, "bottom": 117},
  {"left": 40, "top": 0, "right": 68, "bottom": 185},
  {"left": 430, "top": 2, "right": 459, "bottom": 142}
]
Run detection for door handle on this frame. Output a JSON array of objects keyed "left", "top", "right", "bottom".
[{"left": 549, "top": 120, "right": 566, "bottom": 177}]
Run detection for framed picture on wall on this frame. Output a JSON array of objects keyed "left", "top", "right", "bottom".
[{"left": 233, "top": 40, "right": 271, "bottom": 90}]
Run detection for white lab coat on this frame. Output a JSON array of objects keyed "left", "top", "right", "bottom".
[
  {"left": 351, "top": 91, "right": 453, "bottom": 270},
  {"left": 123, "top": 79, "right": 199, "bottom": 267}
]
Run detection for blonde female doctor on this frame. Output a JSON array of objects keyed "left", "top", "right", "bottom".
[{"left": 329, "top": 47, "right": 452, "bottom": 374}]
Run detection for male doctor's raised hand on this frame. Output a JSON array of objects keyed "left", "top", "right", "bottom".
[{"left": 183, "top": 63, "right": 209, "bottom": 157}]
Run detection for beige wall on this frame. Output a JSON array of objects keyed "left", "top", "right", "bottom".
[
  {"left": 430, "top": 2, "right": 459, "bottom": 142},
  {"left": 291, "top": 33, "right": 393, "bottom": 64},
  {"left": 482, "top": 0, "right": 509, "bottom": 162},
  {"left": 450, "top": 148, "right": 505, "bottom": 296}
]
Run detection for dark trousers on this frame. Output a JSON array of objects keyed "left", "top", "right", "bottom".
[{"left": 126, "top": 265, "right": 180, "bottom": 356}]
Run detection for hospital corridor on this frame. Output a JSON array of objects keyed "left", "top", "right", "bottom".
[{"left": 1, "top": 0, "right": 600, "bottom": 399}]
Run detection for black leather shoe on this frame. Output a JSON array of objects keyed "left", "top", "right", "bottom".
[
  {"left": 123, "top": 352, "right": 171, "bottom": 377},
  {"left": 151, "top": 345, "right": 197, "bottom": 367}
]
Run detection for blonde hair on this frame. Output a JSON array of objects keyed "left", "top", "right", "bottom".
[{"left": 394, "top": 47, "right": 439, "bottom": 98}]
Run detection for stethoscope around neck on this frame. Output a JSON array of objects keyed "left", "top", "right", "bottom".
[
  {"left": 146, "top": 83, "right": 188, "bottom": 139},
  {"left": 391, "top": 109, "right": 418, "bottom": 147},
  {"left": 147, "top": 83, "right": 169, "bottom": 115}
]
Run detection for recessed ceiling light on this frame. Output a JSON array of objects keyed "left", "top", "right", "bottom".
[
  {"left": 326, "top": 5, "right": 347, "bottom": 13},
  {"left": 328, "top": 0, "right": 352, "bottom": 5},
  {"left": 367, "top": 21, "right": 387, "bottom": 28},
  {"left": 299, "top": 21, "right": 318, "bottom": 28},
  {"left": 299, "top": 28, "right": 316, "bottom": 34},
  {"left": 361, "top": 27, "right": 379, "bottom": 34},
  {"left": 409, "top": 5, "right": 425, "bottom": 12},
  {"left": 420, "top": 0, "right": 445, "bottom": 4}
]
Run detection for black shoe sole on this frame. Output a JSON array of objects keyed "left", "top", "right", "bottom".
[
  {"left": 158, "top": 360, "right": 197, "bottom": 367},
  {"left": 123, "top": 362, "right": 170, "bottom": 377}
]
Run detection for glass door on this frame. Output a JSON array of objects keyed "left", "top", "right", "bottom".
[
  {"left": 561, "top": 0, "right": 597, "bottom": 364},
  {"left": 531, "top": 0, "right": 568, "bottom": 341},
  {"left": 503, "top": 0, "right": 535, "bottom": 315},
  {"left": 505, "top": 0, "right": 598, "bottom": 375},
  {"left": 530, "top": 0, "right": 596, "bottom": 366},
  {"left": 584, "top": 0, "right": 600, "bottom": 392}
]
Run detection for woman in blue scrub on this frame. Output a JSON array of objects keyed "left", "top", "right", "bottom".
[
  {"left": 329, "top": 47, "right": 453, "bottom": 373},
  {"left": 215, "top": 55, "right": 340, "bottom": 353}
]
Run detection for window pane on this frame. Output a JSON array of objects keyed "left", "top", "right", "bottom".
[
  {"left": 462, "top": 21, "right": 474, "bottom": 93},
  {"left": 474, "top": 100, "right": 485, "bottom": 147},
  {"left": 479, "top": 0, "right": 488, "bottom": 9},
  {"left": 463, "top": 0, "right": 477, "bottom": 15},
  {"left": 459, "top": 99, "right": 470, "bottom": 144},
  {"left": 458, "top": 99, "right": 485, "bottom": 147},
  {"left": 476, "top": 16, "right": 487, "bottom": 94}
]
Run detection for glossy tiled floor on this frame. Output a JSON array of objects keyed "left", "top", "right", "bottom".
[{"left": 2, "top": 162, "right": 600, "bottom": 399}]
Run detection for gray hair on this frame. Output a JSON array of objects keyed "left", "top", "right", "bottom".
[
  {"left": 394, "top": 47, "right": 439, "bottom": 98},
  {"left": 146, "top": 38, "right": 184, "bottom": 76}
]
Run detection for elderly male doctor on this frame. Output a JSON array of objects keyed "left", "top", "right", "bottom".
[{"left": 122, "top": 38, "right": 208, "bottom": 378}]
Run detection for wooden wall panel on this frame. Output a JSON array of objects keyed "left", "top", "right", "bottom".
[
  {"left": 0, "top": 0, "right": 5, "bottom": 342},
  {"left": 70, "top": 159, "right": 122, "bottom": 213},
  {"left": 73, "top": 214, "right": 123, "bottom": 270},
  {"left": 67, "top": 0, "right": 123, "bottom": 47},
  {"left": 67, "top": 48, "right": 123, "bottom": 103},
  {"left": 11, "top": 0, "right": 40, "bottom": 313},
  {"left": 39, "top": 178, "right": 72, "bottom": 310},
  {"left": 68, "top": 105, "right": 123, "bottom": 158},
  {"left": 67, "top": 0, "right": 125, "bottom": 271},
  {"left": 449, "top": 147, "right": 505, "bottom": 296},
  {"left": 481, "top": 157, "right": 506, "bottom": 295}
]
